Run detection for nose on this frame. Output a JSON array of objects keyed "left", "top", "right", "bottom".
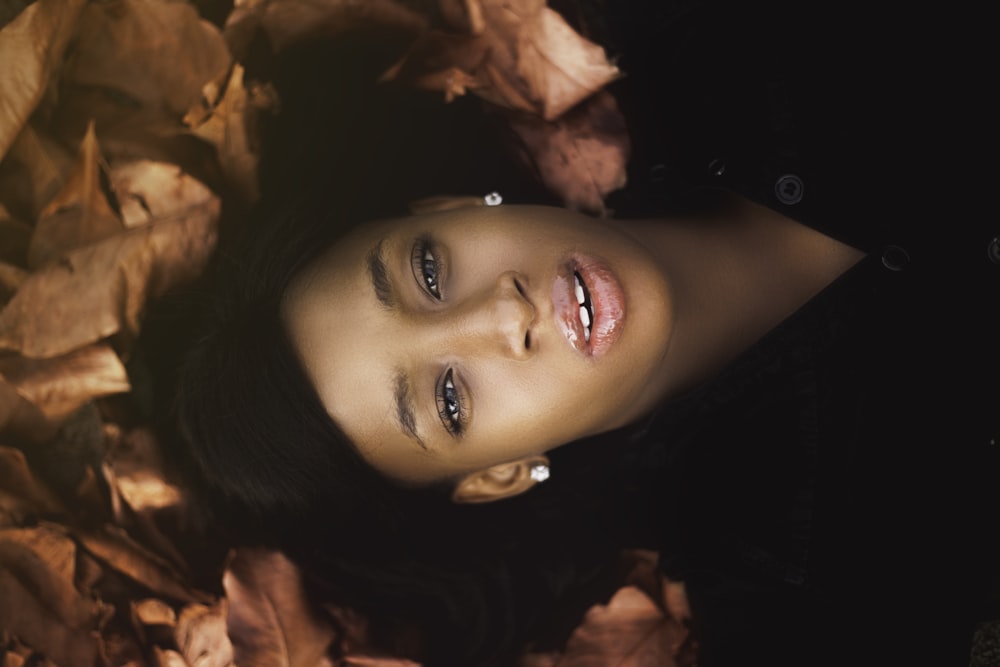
[{"left": 446, "top": 271, "right": 536, "bottom": 360}]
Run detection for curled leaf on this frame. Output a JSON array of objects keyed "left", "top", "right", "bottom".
[
  {"left": 28, "top": 122, "right": 123, "bottom": 269},
  {"left": 154, "top": 647, "right": 192, "bottom": 667},
  {"left": 387, "top": 0, "right": 619, "bottom": 120},
  {"left": 0, "top": 0, "right": 89, "bottom": 159},
  {"left": 132, "top": 598, "right": 178, "bottom": 627},
  {"left": 0, "top": 343, "right": 130, "bottom": 422},
  {"left": 106, "top": 427, "right": 183, "bottom": 513},
  {"left": 0, "top": 445, "right": 65, "bottom": 523},
  {"left": 556, "top": 586, "right": 686, "bottom": 667},
  {"left": 0, "top": 524, "right": 112, "bottom": 667},
  {"left": 0, "top": 260, "right": 27, "bottom": 304},
  {"left": 77, "top": 525, "right": 213, "bottom": 605},
  {"left": 62, "top": 0, "right": 231, "bottom": 120},
  {"left": 176, "top": 601, "right": 235, "bottom": 667},
  {"left": 506, "top": 90, "right": 628, "bottom": 214},
  {"left": 0, "top": 373, "right": 55, "bottom": 443},
  {"left": 184, "top": 64, "right": 268, "bottom": 205},
  {"left": 0, "top": 166, "right": 219, "bottom": 359},
  {"left": 223, "top": 547, "right": 336, "bottom": 667},
  {"left": 224, "top": 0, "right": 427, "bottom": 59},
  {"left": 0, "top": 124, "right": 75, "bottom": 227}
]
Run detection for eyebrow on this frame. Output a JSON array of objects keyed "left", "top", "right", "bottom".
[
  {"left": 367, "top": 239, "right": 394, "bottom": 308},
  {"left": 394, "top": 371, "right": 427, "bottom": 450}
]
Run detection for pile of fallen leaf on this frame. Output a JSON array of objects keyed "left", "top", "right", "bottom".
[{"left": 0, "top": 0, "right": 691, "bottom": 665}]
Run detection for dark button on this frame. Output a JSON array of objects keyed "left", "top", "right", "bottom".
[
  {"left": 881, "top": 245, "right": 910, "bottom": 271},
  {"left": 774, "top": 174, "right": 804, "bottom": 204},
  {"left": 987, "top": 236, "right": 1000, "bottom": 264},
  {"left": 707, "top": 158, "right": 727, "bottom": 177}
]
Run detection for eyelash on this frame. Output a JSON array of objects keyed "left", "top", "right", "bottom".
[
  {"left": 411, "top": 237, "right": 442, "bottom": 299},
  {"left": 437, "top": 368, "right": 465, "bottom": 435},
  {"left": 411, "top": 238, "right": 464, "bottom": 434}
]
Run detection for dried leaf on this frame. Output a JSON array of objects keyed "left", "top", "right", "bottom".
[
  {"left": 0, "top": 124, "right": 75, "bottom": 226},
  {"left": 176, "top": 601, "right": 235, "bottom": 667},
  {"left": 0, "top": 524, "right": 112, "bottom": 667},
  {"left": 106, "top": 427, "right": 183, "bottom": 513},
  {"left": 62, "top": 0, "right": 231, "bottom": 120},
  {"left": 0, "top": 167, "right": 219, "bottom": 359},
  {"left": 0, "top": 260, "right": 27, "bottom": 304},
  {"left": 388, "top": 0, "right": 619, "bottom": 120},
  {"left": 224, "top": 0, "right": 427, "bottom": 59},
  {"left": 154, "top": 647, "right": 191, "bottom": 667},
  {"left": 343, "top": 657, "right": 422, "bottom": 667},
  {"left": 0, "top": 343, "right": 130, "bottom": 422},
  {"left": 0, "top": 445, "right": 65, "bottom": 523},
  {"left": 132, "top": 598, "right": 178, "bottom": 627},
  {"left": 556, "top": 586, "right": 684, "bottom": 667},
  {"left": 28, "top": 122, "right": 124, "bottom": 269},
  {"left": 0, "top": 373, "right": 55, "bottom": 443},
  {"left": 0, "top": 0, "right": 89, "bottom": 159},
  {"left": 109, "top": 159, "right": 217, "bottom": 230},
  {"left": 506, "top": 90, "right": 628, "bottom": 213},
  {"left": 184, "top": 64, "right": 263, "bottom": 204},
  {"left": 77, "top": 525, "right": 213, "bottom": 605},
  {"left": 223, "top": 547, "right": 336, "bottom": 667}
]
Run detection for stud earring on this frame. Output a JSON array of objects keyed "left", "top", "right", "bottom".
[
  {"left": 530, "top": 464, "right": 550, "bottom": 483},
  {"left": 484, "top": 191, "right": 503, "bottom": 206}
]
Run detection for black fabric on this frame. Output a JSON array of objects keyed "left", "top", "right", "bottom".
[{"left": 598, "top": 2, "right": 999, "bottom": 665}]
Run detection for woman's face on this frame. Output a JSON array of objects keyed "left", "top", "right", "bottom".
[{"left": 283, "top": 205, "right": 674, "bottom": 486}]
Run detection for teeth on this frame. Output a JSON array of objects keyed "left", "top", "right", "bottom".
[{"left": 574, "top": 272, "right": 594, "bottom": 344}]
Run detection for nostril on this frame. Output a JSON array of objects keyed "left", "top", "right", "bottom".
[
  {"left": 524, "top": 331, "right": 531, "bottom": 350},
  {"left": 514, "top": 278, "right": 526, "bottom": 297}
]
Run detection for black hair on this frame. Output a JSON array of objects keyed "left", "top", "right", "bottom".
[{"left": 172, "top": 28, "right": 651, "bottom": 666}]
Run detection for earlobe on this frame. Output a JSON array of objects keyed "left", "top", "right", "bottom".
[{"left": 450, "top": 455, "right": 550, "bottom": 504}]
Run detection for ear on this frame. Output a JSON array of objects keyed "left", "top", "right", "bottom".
[{"left": 450, "top": 455, "right": 550, "bottom": 504}]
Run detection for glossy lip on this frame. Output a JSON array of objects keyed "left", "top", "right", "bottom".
[{"left": 551, "top": 256, "right": 625, "bottom": 357}]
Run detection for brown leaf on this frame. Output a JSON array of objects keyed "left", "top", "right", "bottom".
[
  {"left": 77, "top": 525, "right": 213, "bottom": 605},
  {"left": 343, "top": 657, "right": 422, "bottom": 667},
  {"left": 132, "top": 597, "right": 177, "bottom": 627},
  {"left": 555, "top": 586, "right": 686, "bottom": 667},
  {"left": 184, "top": 64, "right": 265, "bottom": 205},
  {"left": 0, "top": 125, "right": 75, "bottom": 227},
  {"left": 28, "top": 122, "right": 124, "bottom": 269},
  {"left": 0, "top": 373, "right": 56, "bottom": 443},
  {"left": 506, "top": 90, "right": 628, "bottom": 214},
  {"left": 0, "top": 445, "right": 65, "bottom": 523},
  {"left": 0, "top": 260, "right": 27, "bottom": 304},
  {"left": 224, "top": 0, "right": 428, "bottom": 59},
  {"left": 388, "top": 0, "right": 619, "bottom": 121},
  {"left": 223, "top": 547, "right": 336, "bottom": 667},
  {"left": 61, "top": 0, "right": 231, "bottom": 120},
  {"left": 0, "top": 0, "right": 89, "bottom": 159},
  {"left": 0, "top": 524, "right": 112, "bottom": 667},
  {"left": 154, "top": 647, "right": 191, "bottom": 667},
  {"left": 0, "top": 343, "right": 129, "bottom": 422},
  {"left": 106, "top": 426, "right": 183, "bottom": 513},
  {"left": 0, "top": 166, "right": 219, "bottom": 359},
  {"left": 176, "top": 601, "right": 235, "bottom": 667}
]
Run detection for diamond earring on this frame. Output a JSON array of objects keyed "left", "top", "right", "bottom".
[
  {"left": 530, "top": 464, "right": 550, "bottom": 483},
  {"left": 484, "top": 191, "right": 503, "bottom": 206}
]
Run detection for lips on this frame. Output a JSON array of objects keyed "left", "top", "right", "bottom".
[{"left": 552, "top": 256, "right": 625, "bottom": 357}]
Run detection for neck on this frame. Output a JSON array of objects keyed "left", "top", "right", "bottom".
[{"left": 619, "top": 194, "right": 865, "bottom": 398}]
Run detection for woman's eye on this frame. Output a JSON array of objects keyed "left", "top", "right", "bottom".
[
  {"left": 412, "top": 239, "right": 442, "bottom": 299},
  {"left": 438, "top": 369, "right": 463, "bottom": 435}
]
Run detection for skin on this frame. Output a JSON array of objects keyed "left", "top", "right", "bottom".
[
  {"left": 282, "top": 204, "right": 675, "bottom": 491},
  {"left": 282, "top": 198, "right": 864, "bottom": 498}
]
